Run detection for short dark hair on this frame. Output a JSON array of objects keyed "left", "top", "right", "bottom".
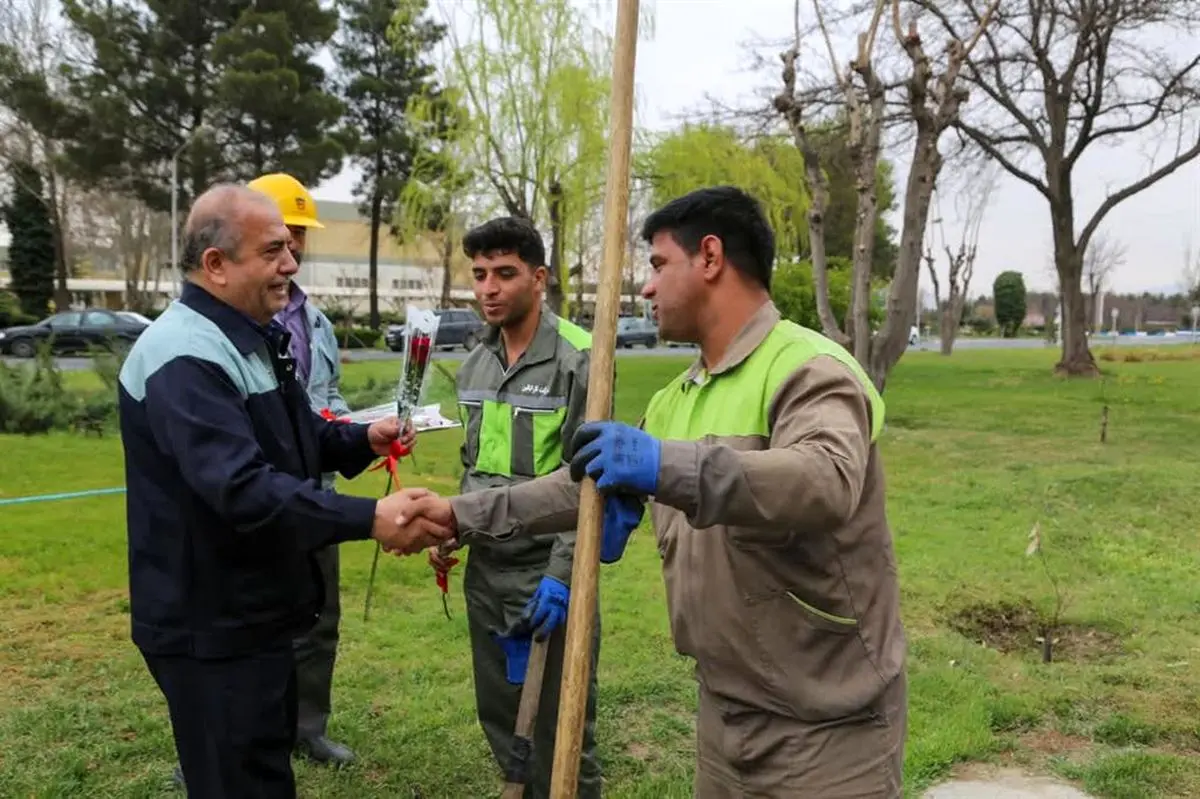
[
  {"left": 462, "top": 216, "right": 546, "bottom": 268},
  {"left": 640, "top": 185, "right": 776, "bottom": 291}
]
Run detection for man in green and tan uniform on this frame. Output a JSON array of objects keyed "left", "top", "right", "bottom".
[
  {"left": 428, "top": 216, "right": 603, "bottom": 797},
  {"left": 407, "top": 187, "right": 908, "bottom": 797}
]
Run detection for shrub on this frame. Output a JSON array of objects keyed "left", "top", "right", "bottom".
[
  {"left": 0, "top": 291, "right": 38, "bottom": 328},
  {"left": 966, "top": 316, "right": 996, "bottom": 335},
  {"left": 771, "top": 256, "right": 886, "bottom": 333},
  {"left": 0, "top": 343, "right": 123, "bottom": 435},
  {"left": 1099, "top": 346, "right": 1200, "bottom": 363},
  {"left": 332, "top": 326, "right": 382, "bottom": 349},
  {"left": 993, "top": 271, "right": 1027, "bottom": 338},
  {"left": 0, "top": 344, "right": 80, "bottom": 433}
]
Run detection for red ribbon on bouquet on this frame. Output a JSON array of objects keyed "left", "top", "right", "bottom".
[
  {"left": 368, "top": 439, "right": 412, "bottom": 479},
  {"left": 435, "top": 554, "right": 460, "bottom": 620}
]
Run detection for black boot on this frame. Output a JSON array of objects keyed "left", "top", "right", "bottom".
[{"left": 295, "top": 735, "right": 356, "bottom": 766}]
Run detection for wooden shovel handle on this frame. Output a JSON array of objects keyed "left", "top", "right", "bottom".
[{"left": 500, "top": 637, "right": 551, "bottom": 798}]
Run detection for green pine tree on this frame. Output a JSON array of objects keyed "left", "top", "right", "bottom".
[
  {"left": 3, "top": 163, "right": 57, "bottom": 318},
  {"left": 17, "top": 0, "right": 343, "bottom": 213},
  {"left": 334, "top": 0, "right": 449, "bottom": 330},
  {"left": 212, "top": 2, "right": 345, "bottom": 184},
  {"left": 54, "top": 0, "right": 244, "bottom": 209}
]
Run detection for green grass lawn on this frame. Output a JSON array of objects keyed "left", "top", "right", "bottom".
[{"left": 2, "top": 348, "right": 1199, "bottom": 798}]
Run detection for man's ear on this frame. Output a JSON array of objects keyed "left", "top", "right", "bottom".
[
  {"left": 698, "top": 234, "right": 725, "bottom": 282},
  {"left": 200, "top": 248, "right": 228, "bottom": 287},
  {"left": 532, "top": 265, "right": 549, "bottom": 291}
]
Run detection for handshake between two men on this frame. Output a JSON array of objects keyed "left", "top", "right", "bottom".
[
  {"left": 369, "top": 487, "right": 458, "bottom": 555},
  {"left": 365, "top": 420, "right": 662, "bottom": 562}
]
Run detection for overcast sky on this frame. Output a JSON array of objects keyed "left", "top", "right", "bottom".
[{"left": 315, "top": 0, "right": 1200, "bottom": 297}]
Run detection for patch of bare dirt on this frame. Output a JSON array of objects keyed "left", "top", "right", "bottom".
[
  {"left": 946, "top": 600, "right": 1122, "bottom": 662},
  {"left": 0, "top": 590, "right": 131, "bottom": 698},
  {"left": 1019, "top": 729, "right": 1091, "bottom": 758},
  {"left": 626, "top": 742, "right": 654, "bottom": 761}
]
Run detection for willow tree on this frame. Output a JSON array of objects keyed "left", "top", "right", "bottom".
[
  {"left": 395, "top": 89, "right": 478, "bottom": 309},
  {"left": 640, "top": 124, "right": 811, "bottom": 266},
  {"left": 641, "top": 122, "right": 900, "bottom": 276},
  {"left": 443, "top": 0, "right": 621, "bottom": 315}
]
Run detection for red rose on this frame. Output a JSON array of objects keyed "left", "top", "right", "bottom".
[{"left": 413, "top": 334, "right": 431, "bottom": 368}]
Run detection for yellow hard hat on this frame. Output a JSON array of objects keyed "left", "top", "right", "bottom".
[{"left": 248, "top": 172, "right": 325, "bottom": 229}]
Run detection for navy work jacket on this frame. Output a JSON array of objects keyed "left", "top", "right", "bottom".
[{"left": 117, "top": 282, "right": 378, "bottom": 659}]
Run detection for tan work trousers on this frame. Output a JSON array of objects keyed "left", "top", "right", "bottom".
[{"left": 694, "top": 674, "right": 906, "bottom": 798}]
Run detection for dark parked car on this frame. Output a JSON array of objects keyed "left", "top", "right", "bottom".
[
  {"left": 615, "top": 315, "right": 658, "bottom": 348},
  {"left": 385, "top": 307, "right": 486, "bottom": 353},
  {"left": 0, "top": 308, "right": 150, "bottom": 358}
]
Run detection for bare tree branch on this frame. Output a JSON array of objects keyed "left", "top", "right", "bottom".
[
  {"left": 1082, "top": 230, "right": 1126, "bottom": 332},
  {"left": 769, "top": 0, "right": 999, "bottom": 388},
  {"left": 774, "top": 0, "right": 850, "bottom": 347},
  {"left": 921, "top": 0, "right": 1200, "bottom": 374}
]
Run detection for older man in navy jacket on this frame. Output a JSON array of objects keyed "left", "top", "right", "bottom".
[{"left": 118, "top": 184, "right": 450, "bottom": 798}]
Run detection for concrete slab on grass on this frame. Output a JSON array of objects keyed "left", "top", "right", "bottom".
[{"left": 924, "top": 767, "right": 1094, "bottom": 799}]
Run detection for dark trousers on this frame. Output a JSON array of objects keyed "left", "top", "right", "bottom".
[
  {"left": 143, "top": 644, "right": 299, "bottom": 799},
  {"left": 293, "top": 543, "right": 340, "bottom": 739},
  {"left": 464, "top": 559, "right": 603, "bottom": 799}
]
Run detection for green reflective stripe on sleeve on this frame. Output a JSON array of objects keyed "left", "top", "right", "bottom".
[
  {"left": 530, "top": 406, "right": 569, "bottom": 475},
  {"left": 475, "top": 400, "right": 514, "bottom": 476},
  {"left": 556, "top": 317, "right": 592, "bottom": 351}
]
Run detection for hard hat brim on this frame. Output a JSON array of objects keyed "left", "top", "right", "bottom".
[{"left": 283, "top": 215, "right": 325, "bottom": 229}]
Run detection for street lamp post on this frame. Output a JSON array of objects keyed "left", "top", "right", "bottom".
[
  {"left": 1191, "top": 305, "right": 1199, "bottom": 342},
  {"left": 1110, "top": 307, "right": 1119, "bottom": 336}
]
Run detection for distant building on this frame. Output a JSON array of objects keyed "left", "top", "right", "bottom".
[
  {"left": 2, "top": 200, "right": 479, "bottom": 314},
  {"left": 3, "top": 201, "right": 633, "bottom": 317}
]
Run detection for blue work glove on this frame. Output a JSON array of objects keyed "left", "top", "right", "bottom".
[
  {"left": 492, "top": 631, "right": 532, "bottom": 685},
  {"left": 519, "top": 576, "right": 570, "bottom": 641},
  {"left": 569, "top": 421, "right": 661, "bottom": 495},
  {"left": 601, "top": 493, "right": 645, "bottom": 564}
]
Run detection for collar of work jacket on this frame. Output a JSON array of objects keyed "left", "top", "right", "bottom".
[
  {"left": 479, "top": 303, "right": 565, "bottom": 373},
  {"left": 682, "top": 299, "right": 781, "bottom": 387},
  {"left": 180, "top": 280, "right": 287, "bottom": 357}
]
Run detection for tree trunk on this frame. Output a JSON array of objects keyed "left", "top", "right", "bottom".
[
  {"left": 848, "top": 143, "right": 880, "bottom": 364},
  {"left": 547, "top": 179, "right": 566, "bottom": 316},
  {"left": 46, "top": 171, "right": 71, "bottom": 310},
  {"left": 801, "top": 153, "right": 848, "bottom": 345},
  {"left": 440, "top": 230, "right": 453, "bottom": 309},
  {"left": 1051, "top": 211, "right": 1097, "bottom": 376},
  {"left": 368, "top": 189, "right": 382, "bottom": 330},
  {"left": 52, "top": 214, "right": 70, "bottom": 310},
  {"left": 575, "top": 262, "right": 584, "bottom": 320},
  {"left": 939, "top": 292, "right": 967, "bottom": 356},
  {"left": 867, "top": 131, "right": 940, "bottom": 391},
  {"left": 939, "top": 306, "right": 956, "bottom": 355}
]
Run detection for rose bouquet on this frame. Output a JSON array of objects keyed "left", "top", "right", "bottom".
[
  {"left": 396, "top": 305, "right": 440, "bottom": 425},
  {"left": 364, "top": 305, "right": 442, "bottom": 622}
]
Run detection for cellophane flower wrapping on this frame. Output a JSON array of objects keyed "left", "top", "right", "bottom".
[{"left": 397, "top": 305, "right": 440, "bottom": 424}]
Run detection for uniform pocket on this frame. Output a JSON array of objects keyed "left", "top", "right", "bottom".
[
  {"left": 785, "top": 590, "right": 858, "bottom": 633},
  {"left": 752, "top": 590, "right": 871, "bottom": 722}
]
